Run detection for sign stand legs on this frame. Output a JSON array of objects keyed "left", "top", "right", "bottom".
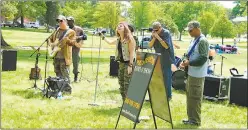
[{"left": 148, "top": 89, "right": 157, "bottom": 129}]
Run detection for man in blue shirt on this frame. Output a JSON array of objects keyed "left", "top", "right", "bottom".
[{"left": 149, "top": 22, "right": 175, "bottom": 100}]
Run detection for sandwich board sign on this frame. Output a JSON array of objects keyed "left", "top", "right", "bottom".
[{"left": 115, "top": 52, "right": 173, "bottom": 129}]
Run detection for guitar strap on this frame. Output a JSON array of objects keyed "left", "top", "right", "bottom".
[
  {"left": 187, "top": 36, "right": 202, "bottom": 58},
  {"left": 59, "top": 29, "right": 69, "bottom": 41}
]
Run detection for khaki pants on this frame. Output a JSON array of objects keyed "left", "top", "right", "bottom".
[
  {"left": 72, "top": 49, "right": 80, "bottom": 75},
  {"left": 186, "top": 75, "right": 205, "bottom": 124}
]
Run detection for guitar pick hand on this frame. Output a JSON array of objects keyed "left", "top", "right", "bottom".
[{"left": 183, "top": 60, "right": 189, "bottom": 67}]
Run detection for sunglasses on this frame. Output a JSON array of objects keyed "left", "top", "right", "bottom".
[{"left": 57, "top": 20, "right": 63, "bottom": 23}]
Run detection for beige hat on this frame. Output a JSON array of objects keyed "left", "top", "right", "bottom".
[{"left": 56, "top": 15, "right": 66, "bottom": 21}]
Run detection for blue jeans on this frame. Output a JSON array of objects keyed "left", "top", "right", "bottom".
[{"left": 162, "top": 64, "right": 172, "bottom": 99}]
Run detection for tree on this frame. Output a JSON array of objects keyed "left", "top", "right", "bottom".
[
  {"left": 198, "top": 11, "right": 216, "bottom": 37},
  {"left": 92, "top": 2, "right": 121, "bottom": 36},
  {"left": 232, "top": 1, "right": 247, "bottom": 17},
  {"left": 234, "top": 22, "right": 247, "bottom": 40},
  {"left": 128, "top": 1, "right": 152, "bottom": 34},
  {"left": 169, "top": 2, "right": 194, "bottom": 41},
  {"left": 61, "top": 1, "right": 95, "bottom": 27},
  {"left": 210, "top": 14, "right": 235, "bottom": 45},
  {"left": 1, "top": 1, "right": 17, "bottom": 47},
  {"left": 1, "top": 1, "right": 18, "bottom": 22},
  {"left": 11, "top": 1, "right": 46, "bottom": 27},
  {"left": 45, "top": 1, "right": 60, "bottom": 32}
]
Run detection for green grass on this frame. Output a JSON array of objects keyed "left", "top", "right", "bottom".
[
  {"left": 1, "top": 28, "right": 247, "bottom": 129},
  {"left": 1, "top": 49, "right": 247, "bottom": 129},
  {"left": 2, "top": 28, "right": 247, "bottom": 49},
  {"left": 2, "top": 28, "right": 116, "bottom": 48},
  {"left": 1, "top": 26, "right": 49, "bottom": 33}
]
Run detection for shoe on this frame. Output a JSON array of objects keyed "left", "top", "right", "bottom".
[
  {"left": 182, "top": 119, "right": 200, "bottom": 126},
  {"left": 74, "top": 73, "right": 78, "bottom": 82}
]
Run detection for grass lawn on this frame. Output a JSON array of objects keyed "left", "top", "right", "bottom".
[{"left": 1, "top": 28, "right": 247, "bottom": 129}]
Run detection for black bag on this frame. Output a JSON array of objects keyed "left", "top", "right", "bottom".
[{"left": 45, "top": 76, "right": 71, "bottom": 98}]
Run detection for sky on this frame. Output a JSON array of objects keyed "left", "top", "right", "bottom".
[
  {"left": 217, "top": 1, "right": 236, "bottom": 9},
  {"left": 122, "top": 1, "right": 237, "bottom": 9}
]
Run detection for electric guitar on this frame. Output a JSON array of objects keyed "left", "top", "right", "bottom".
[
  {"left": 48, "top": 29, "right": 71, "bottom": 58},
  {"left": 179, "top": 53, "right": 189, "bottom": 75}
]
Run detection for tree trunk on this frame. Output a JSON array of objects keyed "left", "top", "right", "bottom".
[
  {"left": 21, "top": 15, "right": 24, "bottom": 28},
  {"left": 222, "top": 36, "right": 224, "bottom": 45},
  {"left": 13, "top": 12, "right": 21, "bottom": 27},
  {"left": 1, "top": 30, "right": 10, "bottom": 47},
  {"left": 179, "top": 31, "right": 182, "bottom": 41}
]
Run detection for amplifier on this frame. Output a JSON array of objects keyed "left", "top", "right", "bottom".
[
  {"left": 109, "top": 56, "right": 119, "bottom": 77},
  {"left": 2, "top": 49, "right": 17, "bottom": 71},
  {"left": 203, "top": 75, "right": 230, "bottom": 100},
  {"left": 229, "top": 76, "right": 247, "bottom": 107}
]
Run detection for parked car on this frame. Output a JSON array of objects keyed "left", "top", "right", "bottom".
[
  {"left": 220, "top": 45, "right": 238, "bottom": 53},
  {"left": 138, "top": 36, "right": 151, "bottom": 49},
  {"left": 2, "top": 21, "right": 20, "bottom": 27},
  {"left": 25, "top": 22, "right": 40, "bottom": 29}
]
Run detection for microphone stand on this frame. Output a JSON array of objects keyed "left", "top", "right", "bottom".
[
  {"left": 141, "top": 29, "right": 145, "bottom": 52},
  {"left": 28, "top": 47, "right": 43, "bottom": 91},
  {"left": 88, "top": 33, "right": 103, "bottom": 106},
  {"left": 29, "top": 29, "right": 57, "bottom": 94},
  {"left": 219, "top": 54, "right": 227, "bottom": 76}
]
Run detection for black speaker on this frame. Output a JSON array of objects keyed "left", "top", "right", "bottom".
[
  {"left": 203, "top": 75, "right": 229, "bottom": 100},
  {"left": 109, "top": 56, "right": 119, "bottom": 76},
  {"left": 2, "top": 49, "right": 17, "bottom": 71},
  {"left": 229, "top": 76, "right": 247, "bottom": 107}
]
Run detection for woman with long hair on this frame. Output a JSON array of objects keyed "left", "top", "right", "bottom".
[{"left": 101, "top": 21, "right": 136, "bottom": 102}]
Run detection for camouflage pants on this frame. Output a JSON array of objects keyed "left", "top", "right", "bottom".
[
  {"left": 72, "top": 50, "right": 80, "bottom": 74},
  {"left": 118, "top": 62, "right": 132, "bottom": 101},
  {"left": 53, "top": 58, "right": 72, "bottom": 93},
  {"left": 53, "top": 58, "right": 70, "bottom": 81},
  {"left": 186, "top": 75, "right": 205, "bottom": 124}
]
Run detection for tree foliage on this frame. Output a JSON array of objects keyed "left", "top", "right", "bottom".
[
  {"left": 233, "top": 22, "right": 247, "bottom": 38},
  {"left": 210, "top": 14, "right": 235, "bottom": 45},
  {"left": 232, "top": 1, "right": 247, "bottom": 17},
  {"left": 92, "top": 2, "right": 121, "bottom": 36},
  {"left": 128, "top": 1, "right": 152, "bottom": 31},
  {"left": 1, "top": 1, "right": 18, "bottom": 21},
  {"left": 45, "top": 1, "right": 60, "bottom": 32},
  {"left": 198, "top": 11, "right": 216, "bottom": 37}
]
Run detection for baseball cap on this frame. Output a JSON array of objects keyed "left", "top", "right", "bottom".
[
  {"left": 186, "top": 21, "right": 200, "bottom": 31},
  {"left": 56, "top": 15, "right": 66, "bottom": 22},
  {"left": 128, "top": 24, "right": 135, "bottom": 32},
  {"left": 152, "top": 22, "right": 162, "bottom": 30},
  {"left": 67, "top": 16, "right": 75, "bottom": 21}
]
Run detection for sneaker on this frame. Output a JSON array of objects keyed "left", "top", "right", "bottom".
[{"left": 182, "top": 119, "right": 200, "bottom": 126}]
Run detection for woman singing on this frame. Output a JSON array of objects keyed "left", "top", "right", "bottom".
[{"left": 101, "top": 22, "right": 136, "bottom": 102}]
